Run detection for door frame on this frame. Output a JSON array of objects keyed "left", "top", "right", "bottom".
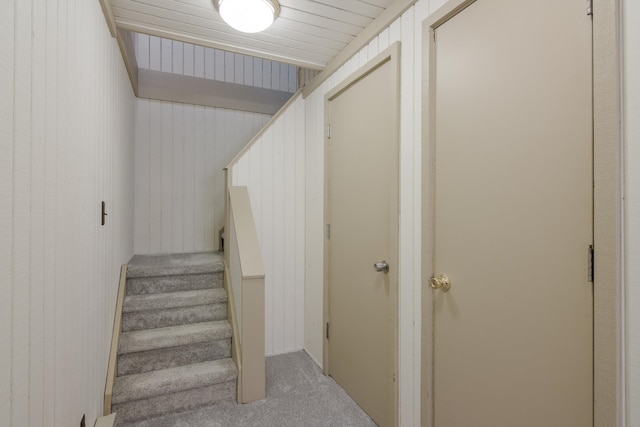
[
  {"left": 420, "top": 1, "right": 624, "bottom": 426},
  {"left": 323, "top": 42, "right": 401, "bottom": 426}
]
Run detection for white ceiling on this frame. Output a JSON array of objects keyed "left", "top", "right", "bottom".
[{"left": 108, "top": 0, "right": 397, "bottom": 70}]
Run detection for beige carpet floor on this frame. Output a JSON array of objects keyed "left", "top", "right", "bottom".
[{"left": 118, "top": 351, "right": 377, "bottom": 427}]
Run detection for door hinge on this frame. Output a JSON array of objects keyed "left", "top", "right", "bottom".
[
  {"left": 587, "top": 0, "right": 592, "bottom": 16},
  {"left": 326, "top": 322, "right": 330, "bottom": 339},
  {"left": 326, "top": 224, "right": 331, "bottom": 239},
  {"left": 588, "top": 245, "right": 594, "bottom": 283},
  {"left": 326, "top": 124, "right": 331, "bottom": 139}
]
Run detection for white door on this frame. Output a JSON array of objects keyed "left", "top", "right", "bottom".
[
  {"left": 326, "top": 49, "right": 399, "bottom": 427},
  {"left": 430, "top": 0, "right": 593, "bottom": 425}
]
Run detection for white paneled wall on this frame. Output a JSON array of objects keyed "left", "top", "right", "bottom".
[
  {"left": 1, "top": 0, "right": 135, "bottom": 426},
  {"left": 624, "top": 0, "right": 640, "bottom": 424},
  {"left": 230, "top": 95, "right": 306, "bottom": 357},
  {"left": 0, "top": 1, "right": 14, "bottom": 422},
  {"left": 135, "top": 34, "right": 298, "bottom": 93},
  {"left": 134, "top": 99, "right": 271, "bottom": 254}
]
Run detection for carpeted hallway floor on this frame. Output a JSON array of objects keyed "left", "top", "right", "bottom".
[{"left": 119, "top": 351, "right": 377, "bottom": 426}]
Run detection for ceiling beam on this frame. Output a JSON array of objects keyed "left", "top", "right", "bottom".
[
  {"left": 98, "top": 0, "right": 118, "bottom": 37},
  {"left": 137, "top": 69, "right": 293, "bottom": 115},
  {"left": 116, "top": 28, "right": 139, "bottom": 96}
]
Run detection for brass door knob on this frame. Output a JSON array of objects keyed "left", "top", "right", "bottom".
[{"left": 430, "top": 274, "right": 451, "bottom": 292}]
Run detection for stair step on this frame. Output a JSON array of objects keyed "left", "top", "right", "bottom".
[
  {"left": 117, "top": 340, "right": 231, "bottom": 376},
  {"left": 112, "top": 359, "right": 236, "bottom": 423},
  {"left": 127, "top": 252, "right": 224, "bottom": 278},
  {"left": 126, "top": 272, "right": 222, "bottom": 295},
  {"left": 119, "top": 321, "right": 232, "bottom": 355},
  {"left": 122, "top": 304, "right": 227, "bottom": 332},
  {"left": 112, "top": 358, "right": 236, "bottom": 404},
  {"left": 123, "top": 289, "right": 227, "bottom": 313}
]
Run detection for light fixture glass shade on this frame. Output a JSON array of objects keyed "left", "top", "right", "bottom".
[{"left": 216, "top": 0, "right": 279, "bottom": 33}]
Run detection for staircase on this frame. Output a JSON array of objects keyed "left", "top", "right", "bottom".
[{"left": 112, "top": 252, "right": 237, "bottom": 425}]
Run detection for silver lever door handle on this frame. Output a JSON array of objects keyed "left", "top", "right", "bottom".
[{"left": 374, "top": 261, "right": 389, "bottom": 273}]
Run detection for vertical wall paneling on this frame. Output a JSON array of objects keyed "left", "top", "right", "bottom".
[
  {"left": 294, "top": 93, "right": 306, "bottom": 349},
  {"left": 254, "top": 58, "right": 264, "bottom": 88},
  {"left": 234, "top": 53, "right": 244, "bottom": 84},
  {"left": 134, "top": 101, "right": 150, "bottom": 254},
  {"left": 134, "top": 100, "right": 271, "bottom": 254},
  {"left": 161, "top": 38, "right": 172, "bottom": 73},
  {"left": 136, "top": 33, "right": 150, "bottom": 69},
  {"left": 173, "top": 103, "right": 185, "bottom": 251},
  {"left": 172, "top": 40, "right": 184, "bottom": 75},
  {"left": 194, "top": 106, "right": 206, "bottom": 250},
  {"left": 1, "top": 0, "right": 136, "bottom": 425},
  {"left": 42, "top": 0, "right": 60, "bottom": 422},
  {"left": 263, "top": 60, "right": 272, "bottom": 90},
  {"left": 149, "top": 35, "right": 161, "bottom": 71},
  {"left": 224, "top": 51, "right": 235, "bottom": 83},
  {"left": 624, "top": 0, "right": 640, "bottom": 424},
  {"left": 184, "top": 42, "right": 195, "bottom": 76},
  {"left": 148, "top": 101, "right": 163, "bottom": 251},
  {"left": 0, "top": 0, "right": 15, "bottom": 424},
  {"left": 244, "top": 56, "right": 254, "bottom": 86},
  {"left": 304, "top": 89, "right": 324, "bottom": 367},
  {"left": 214, "top": 49, "right": 225, "bottom": 81},
  {"left": 29, "top": 0, "right": 46, "bottom": 423},
  {"left": 205, "top": 47, "right": 215, "bottom": 80},
  {"left": 183, "top": 104, "right": 196, "bottom": 250},
  {"left": 194, "top": 45, "right": 205, "bottom": 78},
  {"left": 161, "top": 103, "right": 174, "bottom": 252},
  {"left": 13, "top": 0, "right": 34, "bottom": 423},
  {"left": 204, "top": 111, "right": 216, "bottom": 251},
  {"left": 230, "top": 95, "right": 306, "bottom": 356}
]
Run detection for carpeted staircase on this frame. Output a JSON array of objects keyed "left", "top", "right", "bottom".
[{"left": 112, "top": 252, "right": 237, "bottom": 425}]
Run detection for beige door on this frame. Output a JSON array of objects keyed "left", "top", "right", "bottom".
[
  {"left": 325, "top": 47, "right": 399, "bottom": 427},
  {"left": 429, "top": 0, "right": 593, "bottom": 426}
]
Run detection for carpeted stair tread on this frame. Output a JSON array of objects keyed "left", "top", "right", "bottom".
[
  {"left": 127, "top": 252, "right": 224, "bottom": 278},
  {"left": 112, "top": 358, "right": 237, "bottom": 405},
  {"left": 118, "top": 321, "right": 232, "bottom": 355},
  {"left": 117, "top": 340, "right": 232, "bottom": 376},
  {"left": 122, "top": 304, "right": 227, "bottom": 331},
  {"left": 126, "top": 273, "right": 223, "bottom": 295},
  {"left": 112, "top": 382, "right": 235, "bottom": 424},
  {"left": 123, "top": 289, "right": 227, "bottom": 313}
]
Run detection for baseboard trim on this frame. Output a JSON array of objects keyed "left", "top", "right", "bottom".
[
  {"left": 224, "top": 262, "right": 243, "bottom": 403},
  {"left": 104, "top": 264, "right": 128, "bottom": 415}
]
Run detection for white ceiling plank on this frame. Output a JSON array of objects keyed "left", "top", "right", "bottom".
[
  {"left": 359, "top": 0, "right": 395, "bottom": 8},
  {"left": 281, "top": 0, "right": 383, "bottom": 19},
  {"left": 111, "top": 0, "right": 345, "bottom": 56},
  {"left": 277, "top": 8, "right": 364, "bottom": 36},
  {"left": 278, "top": 0, "right": 373, "bottom": 27},
  {"left": 111, "top": 5, "right": 341, "bottom": 59},
  {"left": 116, "top": 18, "right": 330, "bottom": 68},
  {"left": 269, "top": 18, "right": 353, "bottom": 43},
  {"left": 303, "top": 0, "right": 417, "bottom": 96},
  {"left": 106, "top": 0, "right": 398, "bottom": 70},
  {"left": 258, "top": 26, "right": 347, "bottom": 52},
  {"left": 173, "top": 0, "right": 357, "bottom": 43}
]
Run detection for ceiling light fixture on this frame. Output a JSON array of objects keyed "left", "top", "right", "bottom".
[{"left": 213, "top": 0, "right": 280, "bottom": 34}]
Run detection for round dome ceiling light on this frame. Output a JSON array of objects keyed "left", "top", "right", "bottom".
[{"left": 213, "top": 0, "right": 280, "bottom": 34}]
